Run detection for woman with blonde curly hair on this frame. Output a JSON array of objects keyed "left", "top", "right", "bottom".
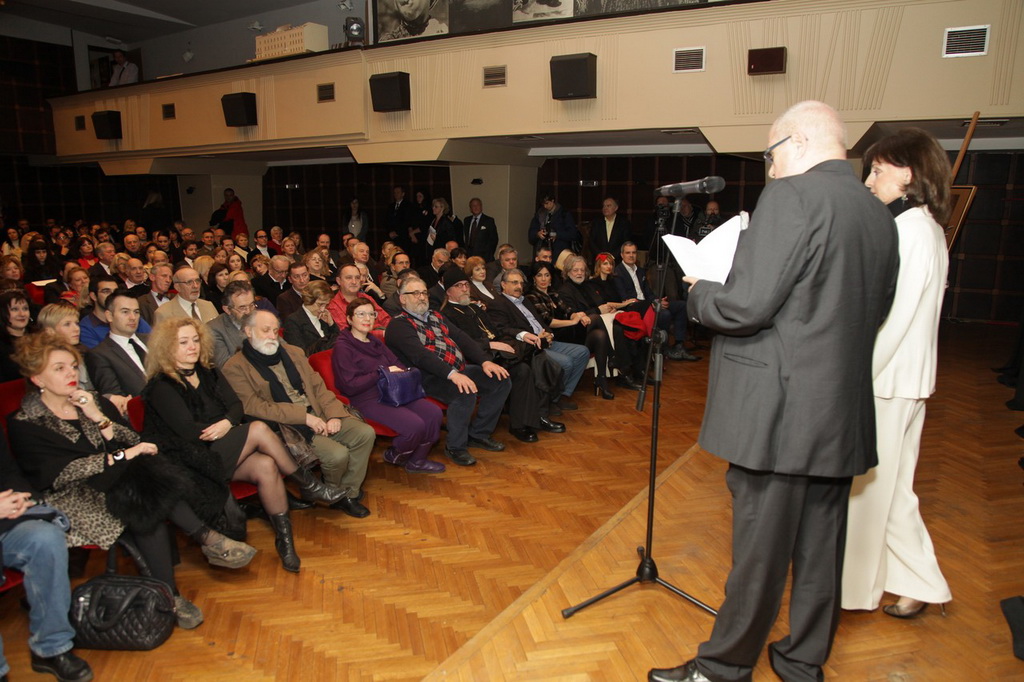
[{"left": 142, "top": 318, "right": 342, "bottom": 572}]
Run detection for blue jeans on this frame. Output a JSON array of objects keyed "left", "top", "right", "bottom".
[
  {"left": 547, "top": 341, "right": 590, "bottom": 397},
  {"left": 0, "top": 520, "right": 75, "bottom": 676}
]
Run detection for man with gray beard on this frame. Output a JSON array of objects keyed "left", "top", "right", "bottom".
[{"left": 222, "top": 310, "right": 375, "bottom": 518}]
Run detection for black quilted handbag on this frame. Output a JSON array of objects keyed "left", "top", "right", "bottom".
[{"left": 70, "top": 542, "right": 176, "bottom": 650}]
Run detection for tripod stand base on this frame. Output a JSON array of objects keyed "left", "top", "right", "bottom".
[{"left": 561, "top": 546, "right": 716, "bottom": 619}]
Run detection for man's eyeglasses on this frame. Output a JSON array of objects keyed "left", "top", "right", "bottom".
[
  {"left": 763, "top": 136, "right": 791, "bottom": 164},
  {"left": 231, "top": 303, "right": 255, "bottom": 313},
  {"left": 401, "top": 290, "right": 429, "bottom": 298},
  {"left": 175, "top": 278, "right": 201, "bottom": 286}
]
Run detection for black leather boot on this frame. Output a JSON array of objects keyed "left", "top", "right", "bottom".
[
  {"left": 287, "top": 467, "right": 345, "bottom": 505},
  {"left": 269, "top": 512, "right": 300, "bottom": 573}
]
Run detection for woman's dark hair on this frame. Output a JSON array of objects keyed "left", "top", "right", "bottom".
[
  {"left": 531, "top": 262, "right": 556, "bottom": 282},
  {"left": 70, "top": 235, "right": 95, "bottom": 259},
  {"left": 3, "top": 227, "right": 20, "bottom": 249},
  {"left": 0, "top": 290, "right": 35, "bottom": 341},
  {"left": 206, "top": 263, "right": 230, "bottom": 290},
  {"left": 863, "top": 127, "right": 952, "bottom": 225},
  {"left": 449, "top": 247, "right": 468, "bottom": 261}
]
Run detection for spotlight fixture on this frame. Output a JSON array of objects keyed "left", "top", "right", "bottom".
[{"left": 344, "top": 17, "right": 365, "bottom": 46}]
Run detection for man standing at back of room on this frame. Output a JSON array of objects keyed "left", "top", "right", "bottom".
[{"left": 648, "top": 101, "right": 899, "bottom": 682}]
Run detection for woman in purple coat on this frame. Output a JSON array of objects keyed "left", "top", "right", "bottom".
[{"left": 332, "top": 298, "right": 445, "bottom": 473}]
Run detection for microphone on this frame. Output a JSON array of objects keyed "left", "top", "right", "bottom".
[{"left": 656, "top": 176, "right": 726, "bottom": 196}]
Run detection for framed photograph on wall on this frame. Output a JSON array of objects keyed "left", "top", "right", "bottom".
[{"left": 378, "top": 0, "right": 451, "bottom": 41}]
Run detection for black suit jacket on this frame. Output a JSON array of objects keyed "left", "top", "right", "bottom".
[
  {"left": 486, "top": 293, "right": 549, "bottom": 338},
  {"left": 247, "top": 246, "right": 277, "bottom": 264},
  {"left": 463, "top": 213, "right": 499, "bottom": 262},
  {"left": 282, "top": 308, "right": 338, "bottom": 356},
  {"left": 612, "top": 263, "right": 655, "bottom": 301},
  {"left": 252, "top": 273, "right": 291, "bottom": 307},
  {"left": 86, "top": 333, "right": 150, "bottom": 397},
  {"left": 590, "top": 214, "right": 632, "bottom": 258}
]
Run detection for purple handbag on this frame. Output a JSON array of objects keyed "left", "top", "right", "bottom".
[{"left": 376, "top": 366, "right": 426, "bottom": 407}]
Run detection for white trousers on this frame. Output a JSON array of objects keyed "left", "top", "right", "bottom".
[{"left": 842, "top": 396, "right": 952, "bottom": 610}]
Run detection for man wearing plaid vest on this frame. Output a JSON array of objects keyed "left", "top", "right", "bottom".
[{"left": 385, "top": 277, "right": 512, "bottom": 466}]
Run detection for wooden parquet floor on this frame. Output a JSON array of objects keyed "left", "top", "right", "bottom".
[{"left": 0, "top": 322, "right": 1021, "bottom": 680}]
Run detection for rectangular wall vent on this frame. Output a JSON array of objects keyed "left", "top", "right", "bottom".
[
  {"left": 74, "top": 115, "right": 85, "bottom": 131},
  {"left": 483, "top": 65, "right": 507, "bottom": 87},
  {"left": 317, "top": 83, "right": 335, "bottom": 102},
  {"left": 943, "top": 25, "right": 989, "bottom": 57},
  {"left": 161, "top": 103, "right": 175, "bottom": 120},
  {"left": 673, "top": 47, "right": 705, "bottom": 73}
]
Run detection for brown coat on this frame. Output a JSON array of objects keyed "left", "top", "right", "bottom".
[{"left": 221, "top": 342, "right": 350, "bottom": 425}]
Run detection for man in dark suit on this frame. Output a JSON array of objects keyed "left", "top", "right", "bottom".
[
  {"left": 248, "top": 229, "right": 277, "bottom": 263},
  {"left": 275, "top": 261, "right": 310, "bottom": 321},
  {"left": 440, "top": 268, "right": 563, "bottom": 442},
  {"left": 315, "top": 233, "right": 343, "bottom": 276},
  {"left": 613, "top": 242, "right": 697, "bottom": 362},
  {"left": 138, "top": 262, "right": 174, "bottom": 325},
  {"left": 252, "top": 255, "right": 292, "bottom": 307},
  {"left": 415, "top": 248, "right": 449, "bottom": 288},
  {"left": 86, "top": 289, "right": 151, "bottom": 399},
  {"left": 648, "top": 101, "right": 899, "bottom": 682},
  {"left": 87, "top": 241, "right": 116, "bottom": 281},
  {"left": 488, "top": 268, "right": 591, "bottom": 409},
  {"left": 387, "top": 186, "right": 418, "bottom": 254},
  {"left": 590, "top": 197, "right": 632, "bottom": 258},
  {"left": 463, "top": 198, "right": 499, "bottom": 262}
]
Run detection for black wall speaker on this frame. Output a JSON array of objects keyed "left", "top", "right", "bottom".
[
  {"left": 550, "top": 53, "right": 597, "bottom": 100},
  {"left": 748, "top": 47, "right": 787, "bottom": 75},
  {"left": 91, "top": 110, "right": 122, "bottom": 140},
  {"left": 369, "top": 72, "right": 411, "bottom": 112},
  {"left": 221, "top": 92, "right": 258, "bottom": 126}
]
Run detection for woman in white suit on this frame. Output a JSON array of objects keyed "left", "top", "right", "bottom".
[{"left": 842, "top": 128, "right": 952, "bottom": 617}]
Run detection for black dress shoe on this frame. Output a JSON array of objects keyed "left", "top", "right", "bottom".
[
  {"left": 537, "top": 417, "right": 566, "bottom": 433},
  {"left": 510, "top": 427, "right": 539, "bottom": 443},
  {"left": 648, "top": 660, "right": 713, "bottom": 682},
  {"left": 31, "top": 651, "right": 93, "bottom": 682},
  {"left": 615, "top": 374, "right": 642, "bottom": 391},
  {"left": 444, "top": 447, "right": 477, "bottom": 466},
  {"left": 467, "top": 436, "right": 506, "bottom": 451},
  {"left": 329, "top": 496, "right": 370, "bottom": 518}
]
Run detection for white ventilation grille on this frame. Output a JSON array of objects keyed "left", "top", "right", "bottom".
[
  {"left": 673, "top": 47, "right": 705, "bottom": 73},
  {"left": 943, "top": 25, "right": 989, "bottom": 57},
  {"left": 483, "top": 65, "right": 507, "bottom": 87}
]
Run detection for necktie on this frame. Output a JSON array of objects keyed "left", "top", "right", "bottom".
[
  {"left": 191, "top": 303, "right": 200, "bottom": 320},
  {"left": 469, "top": 216, "right": 479, "bottom": 246},
  {"left": 128, "top": 338, "right": 147, "bottom": 366}
]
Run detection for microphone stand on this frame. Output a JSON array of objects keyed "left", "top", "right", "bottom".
[{"left": 561, "top": 196, "right": 716, "bottom": 620}]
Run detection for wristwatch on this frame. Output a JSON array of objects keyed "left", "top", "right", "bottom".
[{"left": 112, "top": 449, "right": 126, "bottom": 462}]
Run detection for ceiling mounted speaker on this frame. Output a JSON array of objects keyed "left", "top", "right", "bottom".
[
  {"left": 91, "top": 110, "right": 122, "bottom": 139},
  {"left": 369, "top": 72, "right": 410, "bottom": 112},
  {"left": 221, "top": 92, "right": 257, "bottom": 127},
  {"left": 550, "top": 53, "right": 597, "bottom": 100}
]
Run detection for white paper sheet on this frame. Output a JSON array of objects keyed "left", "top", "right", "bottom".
[{"left": 661, "top": 213, "right": 746, "bottom": 284}]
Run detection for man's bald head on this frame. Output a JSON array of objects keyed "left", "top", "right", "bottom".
[{"left": 768, "top": 101, "right": 847, "bottom": 179}]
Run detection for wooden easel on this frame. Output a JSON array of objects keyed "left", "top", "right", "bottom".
[{"left": 946, "top": 111, "right": 979, "bottom": 251}]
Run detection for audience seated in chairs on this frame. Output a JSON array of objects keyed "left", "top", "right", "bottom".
[
  {"left": 142, "top": 318, "right": 341, "bottom": 573},
  {"left": 385, "top": 277, "right": 511, "bottom": 467},
  {"left": 490, "top": 268, "right": 591, "bottom": 410},
  {"left": 526, "top": 262, "right": 615, "bottom": 400},
  {"left": 558, "top": 254, "right": 646, "bottom": 391},
  {"left": 8, "top": 331, "right": 254, "bottom": 631},
  {"left": 222, "top": 309, "right": 374, "bottom": 519},
  {"left": 613, "top": 242, "right": 699, "bottom": 362},
  {"left": 282, "top": 280, "right": 338, "bottom": 356},
  {"left": 333, "top": 298, "right": 445, "bottom": 473},
  {"left": 439, "top": 268, "right": 565, "bottom": 444}
]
